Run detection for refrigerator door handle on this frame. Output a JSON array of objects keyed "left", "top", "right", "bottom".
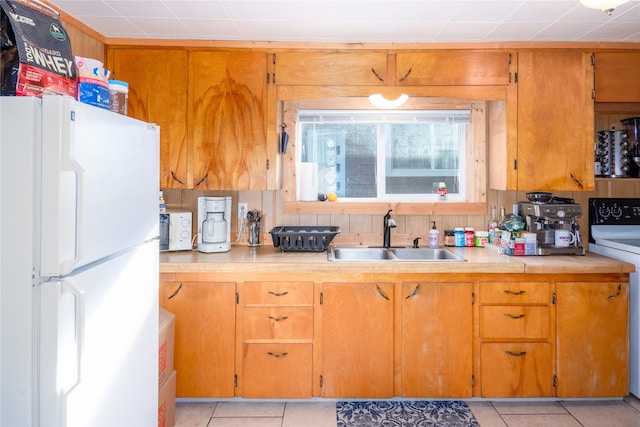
[{"left": 59, "top": 281, "right": 85, "bottom": 395}]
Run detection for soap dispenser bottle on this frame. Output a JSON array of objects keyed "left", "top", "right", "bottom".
[{"left": 429, "top": 221, "right": 440, "bottom": 247}]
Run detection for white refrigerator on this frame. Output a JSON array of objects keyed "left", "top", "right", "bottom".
[{"left": 1, "top": 95, "right": 160, "bottom": 426}]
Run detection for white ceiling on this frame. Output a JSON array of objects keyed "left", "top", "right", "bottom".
[{"left": 45, "top": 0, "right": 640, "bottom": 43}]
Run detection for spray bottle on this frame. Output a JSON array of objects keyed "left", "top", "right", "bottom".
[{"left": 429, "top": 221, "right": 440, "bottom": 248}]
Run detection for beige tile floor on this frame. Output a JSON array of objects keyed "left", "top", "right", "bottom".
[{"left": 175, "top": 395, "right": 640, "bottom": 427}]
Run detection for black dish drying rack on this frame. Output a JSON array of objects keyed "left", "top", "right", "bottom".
[{"left": 269, "top": 226, "right": 340, "bottom": 252}]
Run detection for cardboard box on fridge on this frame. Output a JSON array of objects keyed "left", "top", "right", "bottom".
[
  {"left": 159, "top": 307, "right": 175, "bottom": 384},
  {"left": 158, "top": 370, "right": 176, "bottom": 427}
]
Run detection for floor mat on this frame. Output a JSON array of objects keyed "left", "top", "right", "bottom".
[{"left": 336, "top": 400, "right": 480, "bottom": 427}]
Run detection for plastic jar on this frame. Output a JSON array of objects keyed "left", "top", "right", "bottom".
[
  {"left": 454, "top": 227, "right": 465, "bottom": 247},
  {"left": 108, "top": 80, "right": 129, "bottom": 115},
  {"left": 443, "top": 230, "right": 455, "bottom": 247},
  {"left": 475, "top": 231, "right": 489, "bottom": 247},
  {"left": 464, "top": 227, "right": 475, "bottom": 247}
]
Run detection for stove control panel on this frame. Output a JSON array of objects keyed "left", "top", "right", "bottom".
[{"left": 589, "top": 198, "right": 640, "bottom": 226}]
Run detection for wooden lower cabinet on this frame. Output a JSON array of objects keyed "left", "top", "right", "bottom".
[
  {"left": 159, "top": 277, "right": 236, "bottom": 398},
  {"left": 481, "top": 343, "right": 553, "bottom": 397},
  {"left": 556, "top": 281, "right": 629, "bottom": 398},
  {"left": 236, "top": 281, "right": 314, "bottom": 398},
  {"left": 400, "top": 282, "right": 473, "bottom": 397},
  {"left": 320, "top": 282, "right": 394, "bottom": 398}
]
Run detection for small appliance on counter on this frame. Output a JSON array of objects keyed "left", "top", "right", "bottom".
[
  {"left": 160, "top": 210, "right": 193, "bottom": 251},
  {"left": 197, "top": 196, "right": 232, "bottom": 253},
  {"left": 518, "top": 192, "right": 585, "bottom": 255}
]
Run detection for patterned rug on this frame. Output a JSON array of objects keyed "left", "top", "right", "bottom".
[{"left": 336, "top": 400, "right": 480, "bottom": 427}]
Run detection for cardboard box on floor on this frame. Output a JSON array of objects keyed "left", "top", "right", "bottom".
[
  {"left": 159, "top": 370, "right": 176, "bottom": 427},
  {"left": 159, "top": 307, "right": 175, "bottom": 384}
]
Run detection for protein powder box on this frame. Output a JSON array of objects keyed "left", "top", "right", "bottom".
[{"left": 0, "top": 0, "right": 76, "bottom": 97}]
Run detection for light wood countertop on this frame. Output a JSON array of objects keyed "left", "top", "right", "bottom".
[{"left": 160, "top": 244, "right": 634, "bottom": 275}]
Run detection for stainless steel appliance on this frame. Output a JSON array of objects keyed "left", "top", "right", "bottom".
[
  {"left": 1, "top": 95, "right": 159, "bottom": 425},
  {"left": 160, "top": 210, "right": 193, "bottom": 251},
  {"left": 588, "top": 198, "right": 640, "bottom": 398},
  {"left": 197, "top": 196, "right": 232, "bottom": 253},
  {"left": 518, "top": 195, "right": 585, "bottom": 255}
]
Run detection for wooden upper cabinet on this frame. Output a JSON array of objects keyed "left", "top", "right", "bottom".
[
  {"left": 514, "top": 51, "right": 594, "bottom": 191},
  {"left": 107, "top": 48, "right": 189, "bottom": 188},
  {"left": 396, "top": 51, "right": 513, "bottom": 86},
  {"left": 274, "top": 52, "right": 389, "bottom": 85},
  {"left": 594, "top": 52, "right": 640, "bottom": 103},
  {"left": 188, "top": 51, "right": 269, "bottom": 190}
]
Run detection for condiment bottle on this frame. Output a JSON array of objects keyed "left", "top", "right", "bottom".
[
  {"left": 464, "top": 227, "right": 475, "bottom": 247},
  {"left": 428, "top": 221, "right": 440, "bottom": 247},
  {"left": 444, "top": 230, "right": 455, "bottom": 247},
  {"left": 454, "top": 227, "right": 465, "bottom": 247}
]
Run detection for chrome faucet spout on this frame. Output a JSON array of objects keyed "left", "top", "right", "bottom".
[{"left": 383, "top": 209, "right": 397, "bottom": 248}]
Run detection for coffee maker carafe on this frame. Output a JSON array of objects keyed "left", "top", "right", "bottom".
[{"left": 197, "top": 196, "right": 232, "bottom": 253}]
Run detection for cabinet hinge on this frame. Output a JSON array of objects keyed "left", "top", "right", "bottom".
[
  {"left": 471, "top": 292, "right": 475, "bottom": 305},
  {"left": 590, "top": 53, "right": 595, "bottom": 67},
  {"left": 234, "top": 374, "right": 238, "bottom": 387},
  {"left": 592, "top": 89, "right": 596, "bottom": 100},
  {"left": 236, "top": 292, "right": 239, "bottom": 304},
  {"left": 508, "top": 53, "right": 512, "bottom": 65},
  {"left": 273, "top": 53, "right": 276, "bottom": 65},
  {"left": 319, "top": 375, "right": 324, "bottom": 388},
  {"left": 320, "top": 292, "right": 324, "bottom": 305},
  {"left": 472, "top": 374, "right": 475, "bottom": 387},
  {"left": 514, "top": 72, "right": 518, "bottom": 83},
  {"left": 513, "top": 159, "right": 518, "bottom": 170},
  {"left": 553, "top": 375, "right": 558, "bottom": 388},
  {"left": 552, "top": 292, "right": 557, "bottom": 304},
  {"left": 266, "top": 159, "right": 270, "bottom": 170},
  {"left": 266, "top": 73, "right": 270, "bottom": 84}
]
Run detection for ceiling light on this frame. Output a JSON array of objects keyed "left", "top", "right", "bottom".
[
  {"left": 368, "top": 94, "right": 409, "bottom": 109},
  {"left": 578, "top": 0, "right": 630, "bottom": 15}
]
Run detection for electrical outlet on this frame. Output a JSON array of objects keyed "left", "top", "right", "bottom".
[{"left": 238, "top": 203, "right": 248, "bottom": 219}]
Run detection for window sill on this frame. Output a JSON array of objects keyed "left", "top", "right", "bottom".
[{"left": 283, "top": 201, "right": 486, "bottom": 216}]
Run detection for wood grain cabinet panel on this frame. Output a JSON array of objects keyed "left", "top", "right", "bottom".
[
  {"left": 320, "top": 282, "right": 394, "bottom": 398},
  {"left": 159, "top": 279, "right": 236, "bottom": 398},
  {"left": 188, "top": 50, "right": 269, "bottom": 190},
  {"left": 480, "top": 306, "right": 550, "bottom": 340},
  {"left": 396, "top": 51, "right": 512, "bottom": 86},
  {"left": 400, "top": 282, "right": 473, "bottom": 398},
  {"left": 556, "top": 281, "right": 629, "bottom": 398},
  {"left": 107, "top": 48, "right": 189, "bottom": 189},
  {"left": 275, "top": 52, "right": 389, "bottom": 86},
  {"left": 594, "top": 52, "right": 640, "bottom": 103},
  {"left": 481, "top": 343, "right": 553, "bottom": 397}
]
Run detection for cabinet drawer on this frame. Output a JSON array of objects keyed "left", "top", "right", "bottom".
[
  {"left": 240, "top": 343, "right": 312, "bottom": 398},
  {"left": 480, "top": 282, "right": 550, "bottom": 304},
  {"left": 243, "top": 307, "right": 313, "bottom": 340},
  {"left": 481, "top": 343, "right": 553, "bottom": 397},
  {"left": 243, "top": 281, "right": 313, "bottom": 305},
  {"left": 480, "top": 306, "right": 550, "bottom": 340}
]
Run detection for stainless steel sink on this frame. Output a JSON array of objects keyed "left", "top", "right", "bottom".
[{"left": 327, "top": 246, "right": 466, "bottom": 262}]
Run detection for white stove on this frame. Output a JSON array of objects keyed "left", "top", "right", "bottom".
[{"left": 589, "top": 199, "right": 640, "bottom": 397}]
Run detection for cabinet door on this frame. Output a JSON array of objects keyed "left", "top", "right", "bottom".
[
  {"left": 595, "top": 52, "right": 640, "bottom": 103},
  {"left": 108, "top": 48, "right": 189, "bottom": 188},
  {"left": 401, "top": 282, "right": 472, "bottom": 397},
  {"left": 396, "top": 51, "right": 512, "bottom": 86},
  {"left": 321, "top": 282, "right": 394, "bottom": 398},
  {"left": 556, "top": 281, "right": 629, "bottom": 398},
  {"left": 275, "top": 52, "right": 389, "bottom": 85},
  {"left": 188, "top": 51, "right": 268, "bottom": 190},
  {"left": 516, "top": 51, "right": 594, "bottom": 191},
  {"left": 160, "top": 280, "right": 236, "bottom": 397}
]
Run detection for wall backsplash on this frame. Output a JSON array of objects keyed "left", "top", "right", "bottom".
[{"left": 162, "top": 180, "right": 640, "bottom": 247}]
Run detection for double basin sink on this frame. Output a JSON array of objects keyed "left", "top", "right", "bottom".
[{"left": 327, "top": 246, "right": 466, "bottom": 262}]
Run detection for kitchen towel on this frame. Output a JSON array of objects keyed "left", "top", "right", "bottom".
[
  {"left": 297, "top": 162, "right": 318, "bottom": 201},
  {"left": 336, "top": 400, "right": 480, "bottom": 427}
]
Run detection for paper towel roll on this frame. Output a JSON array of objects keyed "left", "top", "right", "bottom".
[{"left": 298, "top": 162, "right": 318, "bottom": 201}]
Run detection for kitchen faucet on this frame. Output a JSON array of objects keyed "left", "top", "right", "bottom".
[{"left": 383, "top": 209, "right": 397, "bottom": 248}]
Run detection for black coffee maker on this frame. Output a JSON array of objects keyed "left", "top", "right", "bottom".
[{"left": 622, "top": 117, "right": 640, "bottom": 178}]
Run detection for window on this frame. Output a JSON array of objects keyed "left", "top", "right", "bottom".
[{"left": 297, "top": 110, "right": 470, "bottom": 202}]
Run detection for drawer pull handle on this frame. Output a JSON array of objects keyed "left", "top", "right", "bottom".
[
  {"left": 267, "top": 352, "right": 289, "bottom": 358},
  {"left": 608, "top": 284, "right": 622, "bottom": 300},
  {"left": 268, "top": 291, "right": 289, "bottom": 297},
  {"left": 505, "top": 351, "right": 527, "bottom": 357},
  {"left": 268, "top": 316, "right": 289, "bottom": 322},
  {"left": 405, "top": 284, "right": 421, "bottom": 299},
  {"left": 167, "top": 283, "right": 183, "bottom": 299},
  {"left": 504, "top": 290, "right": 525, "bottom": 296},
  {"left": 504, "top": 313, "right": 525, "bottom": 319}
]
